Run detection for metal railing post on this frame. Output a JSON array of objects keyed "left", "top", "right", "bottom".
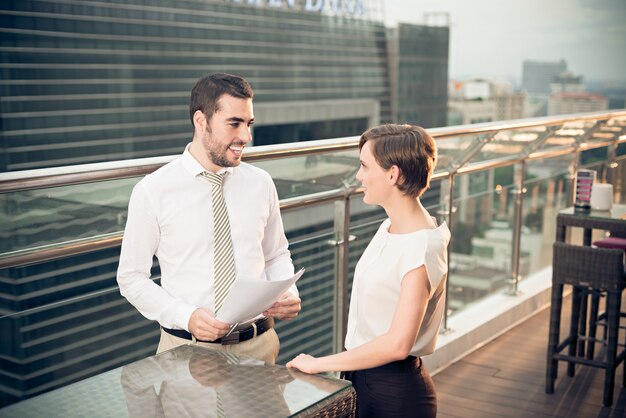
[
  {"left": 606, "top": 142, "right": 618, "bottom": 185},
  {"left": 438, "top": 174, "right": 455, "bottom": 333},
  {"left": 567, "top": 153, "right": 579, "bottom": 207},
  {"left": 330, "top": 198, "right": 351, "bottom": 354},
  {"left": 506, "top": 125, "right": 558, "bottom": 295},
  {"left": 508, "top": 161, "right": 526, "bottom": 295}
]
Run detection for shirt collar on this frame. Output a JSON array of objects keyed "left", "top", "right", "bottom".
[{"left": 181, "top": 143, "right": 235, "bottom": 178}]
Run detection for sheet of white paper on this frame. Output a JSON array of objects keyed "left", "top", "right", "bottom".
[{"left": 216, "top": 268, "right": 305, "bottom": 324}]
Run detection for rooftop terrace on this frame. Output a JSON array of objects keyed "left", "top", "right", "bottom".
[{"left": 0, "top": 110, "right": 625, "bottom": 414}]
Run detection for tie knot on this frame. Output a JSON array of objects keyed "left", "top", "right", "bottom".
[{"left": 201, "top": 171, "right": 225, "bottom": 187}]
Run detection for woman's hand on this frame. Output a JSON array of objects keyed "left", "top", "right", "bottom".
[{"left": 286, "top": 353, "right": 320, "bottom": 374}]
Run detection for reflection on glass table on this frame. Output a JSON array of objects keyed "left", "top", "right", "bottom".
[{"left": 0, "top": 345, "right": 355, "bottom": 418}]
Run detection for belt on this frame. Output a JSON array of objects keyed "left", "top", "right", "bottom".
[{"left": 162, "top": 317, "right": 274, "bottom": 345}]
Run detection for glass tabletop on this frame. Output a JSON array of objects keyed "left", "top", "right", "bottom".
[
  {"left": 558, "top": 203, "right": 626, "bottom": 221},
  {"left": 0, "top": 345, "right": 353, "bottom": 418},
  {"left": 556, "top": 204, "right": 626, "bottom": 243}
]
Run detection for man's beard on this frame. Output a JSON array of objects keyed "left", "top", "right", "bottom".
[
  {"left": 208, "top": 145, "right": 236, "bottom": 168},
  {"left": 205, "top": 126, "right": 238, "bottom": 168}
]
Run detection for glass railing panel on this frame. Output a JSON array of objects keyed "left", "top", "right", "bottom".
[
  {"left": 448, "top": 169, "right": 513, "bottom": 315},
  {"left": 581, "top": 161, "right": 606, "bottom": 172},
  {"left": 251, "top": 149, "right": 360, "bottom": 200},
  {"left": 540, "top": 119, "right": 620, "bottom": 151},
  {"left": 468, "top": 127, "right": 545, "bottom": 164},
  {"left": 607, "top": 116, "right": 626, "bottom": 128},
  {"left": 433, "top": 135, "right": 481, "bottom": 168},
  {"left": 275, "top": 203, "right": 338, "bottom": 364},
  {"left": 580, "top": 146, "right": 609, "bottom": 167},
  {"left": 0, "top": 278, "right": 159, "bottom": 408},
  {"left": 589, "top": 119, "right": 623, "bottom": 142},
  {"left": 520, "top": 156, "right": 575, "bottom": 277},
  {"left": 0, "top": 178, "right": 139, "bottom": 255},
  {"left": 540, "top": 127, "right": 578, "bottom": 150}
]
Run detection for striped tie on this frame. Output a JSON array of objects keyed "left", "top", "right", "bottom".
[
  {"left": 202, "top": 171, "right": 236, "bottom": 312},
  {"left": 216, "top": 390, "right": 226, "bottom": 418}
]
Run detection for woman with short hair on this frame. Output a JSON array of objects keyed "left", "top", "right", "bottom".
[{"left": 288, "top": 124, "right": 450, "bottom": 418}]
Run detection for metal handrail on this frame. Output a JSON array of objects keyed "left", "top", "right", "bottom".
[
  {"left": 0, "top": 233, "right": 122, "bottom": 270},
  {"left": 1, "top": 110, "right": 624, "bottom": 193},
  {"left": 0, "top": 110, "right": 624, "bottom": 270}
]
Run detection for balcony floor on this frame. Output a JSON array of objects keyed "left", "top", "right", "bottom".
[{"left": 433, "top": 292, "right": 626, "bottom": 418}]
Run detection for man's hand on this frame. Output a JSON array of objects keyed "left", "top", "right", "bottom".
[
  {"left": 188, "top": 308, "right": 231, "bottom": 341},
  {"left": 263, "top": 292, "right": 301, "bottom": 320}
]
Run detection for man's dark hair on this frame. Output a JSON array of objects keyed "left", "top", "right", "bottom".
[{"left": 189, "top": 73, "right": 254, "bottom": 126}]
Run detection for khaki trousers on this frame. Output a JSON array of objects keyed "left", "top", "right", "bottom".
[{"left": 156, "top": 327, "right": 280, "bottom": 365}]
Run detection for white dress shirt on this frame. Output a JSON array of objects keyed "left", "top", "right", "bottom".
[
  {"left": 345, "top": 218, "right": 450, "bottom": 357},
  {"left": 117, "top": 145, "right": 296, "bottom": 331}
]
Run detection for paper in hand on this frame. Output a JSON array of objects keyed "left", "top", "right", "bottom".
[{"left": 216, "top": 268, "right": 305, "bottom": 324}]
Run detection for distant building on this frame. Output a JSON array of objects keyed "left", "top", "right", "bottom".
[
  {"left": 549, "top": 72, "right": 585, "bottom": 94},
  {"left": 448, "top": 79, "right": 525, "bottom": 125},
  {"left": 523, "top": 96, "right": 548, "bottom": 118},
  {"left": 389, "top": 23, "right": 449, "bottom": 128},
  {"left": 542, "top": 70, "right": 613, "bottom": 116},
  {"left": 521, "top": 62, "right": 604, "bottom": 118},
  {"left": 522, "top": 59, "right": 567, "bottom": 94},
  {"left": 548, "top": 92, "right": 609, "bottom": 116},
  {"left": 586, "top": 81, "right": 626, "bottom": 110},
  {"left": 495, "top": 94, "right": 526, "bottom": 121}
]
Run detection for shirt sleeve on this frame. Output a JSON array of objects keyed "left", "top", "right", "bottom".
[
  {"left": 398, "top": 238, "right": 431, "bottom": 294},
  {"left": 261, "top": 176, "right": 298, "bottom": 297},
  {"left": 116, "top": 180, "right": 197, "bottom": 331}
]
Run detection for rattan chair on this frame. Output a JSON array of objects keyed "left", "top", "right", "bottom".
[
  {"left": 296, "top": 387, "right": 356, "bottom": 417},
  {"left": 587, "top": 236, "right": 626, "bottom": 360},
  {"left": 546, "top": 242, "right": 626, "bottom": 406}
]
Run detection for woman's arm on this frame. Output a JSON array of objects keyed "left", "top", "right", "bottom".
[{"left": 287, "top": 265, "right": 430, "bottom": 373}]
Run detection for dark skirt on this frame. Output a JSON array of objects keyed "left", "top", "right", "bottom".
[{"left": 342, "top": 356, "right": 437, "bottom": 418}]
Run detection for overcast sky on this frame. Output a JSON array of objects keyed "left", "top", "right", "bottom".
[{"left": 383, "top": 0, "right": 626, "bottom": 84}]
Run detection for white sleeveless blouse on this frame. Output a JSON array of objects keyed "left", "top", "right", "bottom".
[{"left": 345, "top": 218, "right": 451, "bottom": 357}]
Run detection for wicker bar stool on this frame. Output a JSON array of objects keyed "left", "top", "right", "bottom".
[
  {"left": 587, "top": 236, "right": 626, "bottom": 360},
  {"left": 546, "top": 242, "right": 626, "bottom": 407}
]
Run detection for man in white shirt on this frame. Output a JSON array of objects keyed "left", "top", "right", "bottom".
[{"left": 117, "top": 73, "right": 301, "bottom": 364}]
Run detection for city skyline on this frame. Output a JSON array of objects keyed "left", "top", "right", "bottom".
[{"left": 385, "top": 0, "right": 626, "bottom": 85}]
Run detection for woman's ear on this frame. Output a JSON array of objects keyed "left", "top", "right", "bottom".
[{"left": 389, "top": 165, "right": 401, "bottom": 185}]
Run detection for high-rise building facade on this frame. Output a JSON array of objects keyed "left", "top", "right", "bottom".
[
  {"left": 0, "top": 0, "right": 448, "bottom": 172},
  {"left": 389, "top": 23, "right": 449, "bottom": 128}
]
